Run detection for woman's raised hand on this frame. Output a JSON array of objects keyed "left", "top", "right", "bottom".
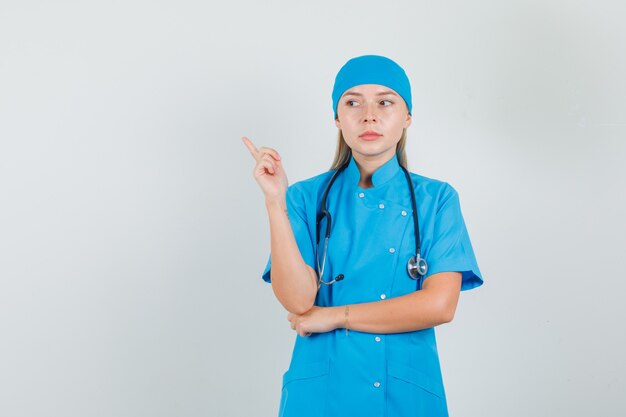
[{"left": 242, "top": 136, "right": 288, "bottom": 202}]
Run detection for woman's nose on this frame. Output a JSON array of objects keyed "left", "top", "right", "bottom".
[{"left": 362, "top": 102, "right": 378, "bottom": 122}]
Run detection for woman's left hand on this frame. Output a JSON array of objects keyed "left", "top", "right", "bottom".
[{"left": 287, "top": 306, "right": 339, "bottom": 337}]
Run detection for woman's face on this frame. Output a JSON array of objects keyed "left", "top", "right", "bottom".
[{"left": 335, "top": 83, "right": 411, "bottom": 161}]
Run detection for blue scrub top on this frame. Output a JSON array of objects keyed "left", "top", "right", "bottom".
[{"left": 261, "top": 153, "right": 483, "bottom": 417}]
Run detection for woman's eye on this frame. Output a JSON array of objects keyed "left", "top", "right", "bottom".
[{"left": 345, "top": 99, "right": 392, "bottom": 107}]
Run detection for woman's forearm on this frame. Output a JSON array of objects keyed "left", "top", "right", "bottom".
[
  {"left": 327, "top": 274, "right": 461, "bottom": 333},
  {"left": 265, "top": 197, "right": 318, "bottom": 315}
]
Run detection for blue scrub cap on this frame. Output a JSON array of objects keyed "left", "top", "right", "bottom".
[{"left": 332, "top": 54, "right": 412, "bottom": 119}]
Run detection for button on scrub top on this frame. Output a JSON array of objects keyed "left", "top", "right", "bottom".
[{"left": 261, "top": 153, "right": 484, "bottom": 417}]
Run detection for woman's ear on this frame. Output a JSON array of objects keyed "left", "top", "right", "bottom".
[
  {"left": 334, "top": 117, "right": 341, "bottom": 129},
  {"left": 404, "top": 113, "right": 412, "bottom": 129}
]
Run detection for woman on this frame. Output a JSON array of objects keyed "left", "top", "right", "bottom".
[{"left": 242, "top": 54, "right": 484, "bottom": 417}]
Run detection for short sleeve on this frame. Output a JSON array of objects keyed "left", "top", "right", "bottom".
[
  {"left": 261, "top": 184, "right": 317, "bottom": 284},
  {"left": 423, "top": 183, "right": 484, "bottom": 291}
]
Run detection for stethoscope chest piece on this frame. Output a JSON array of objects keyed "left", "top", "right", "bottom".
[{"left": 407, "top": 254, "right": 428, "bottom": 279}]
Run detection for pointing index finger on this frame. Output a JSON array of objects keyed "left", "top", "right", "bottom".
[{"left": 241, "top": 136, "right": 259, "bottom": 158}]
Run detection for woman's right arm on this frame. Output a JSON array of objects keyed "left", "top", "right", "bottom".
[
  {"left": 265, "top": 196, "right": 318, "bottom": 315},
  {"left": 242, "top": 135, "right": 317, "bottom": 315}
]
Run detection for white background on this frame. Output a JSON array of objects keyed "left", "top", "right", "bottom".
[{"left": 1, "top": 1, "right": 624, "bottom": 416}]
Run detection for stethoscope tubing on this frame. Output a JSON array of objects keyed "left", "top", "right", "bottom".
[{"left": 315, "top": 156, "right": 427, "bottom": 290}]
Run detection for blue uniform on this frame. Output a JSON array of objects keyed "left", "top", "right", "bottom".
[{"left": 261, "top": 153, "right": 483, "bottom": 417}]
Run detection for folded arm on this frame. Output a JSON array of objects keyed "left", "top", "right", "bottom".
[
  {"left": 330, "top": 271, "right": 463, "bottom": 333},
  {"left": 265, "top": 198, "right": 318, "bottom": 315}
]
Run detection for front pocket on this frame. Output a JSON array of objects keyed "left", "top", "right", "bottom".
[
  {"left": 387, "top": 360, "right": 444, "bottom": 398},
  {"left": 386, "top": 360, "right": 448, "bottom": 417},
  {"left": 279, "top": 359, "right": 330, "bottom": 417}
]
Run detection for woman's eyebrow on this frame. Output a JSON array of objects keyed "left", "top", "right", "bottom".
[{"left": 343, "top": 90, "right": 399, "bottom": 97}]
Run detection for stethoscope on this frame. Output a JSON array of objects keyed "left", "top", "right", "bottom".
[{"left": 315, "top": 155, "right": 428, "bottom": 291}]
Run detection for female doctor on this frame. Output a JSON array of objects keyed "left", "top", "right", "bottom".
[{"left": 242, "top": 55, "right": 484, "bottom": 417}]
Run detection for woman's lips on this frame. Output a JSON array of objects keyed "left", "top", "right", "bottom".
[{"left": 360, "top": 134, "right": 381, "bottom": 141}]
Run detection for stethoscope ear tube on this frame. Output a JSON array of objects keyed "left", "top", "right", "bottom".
[{"left": 315, "top": 162, "right": 346, "bottom": 287}]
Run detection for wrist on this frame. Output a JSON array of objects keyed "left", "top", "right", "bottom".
[
  {"left": 331, "top": 305, "right": 350, "bottom": 332},
  {"left": 331, "top": 306, "right": 344, "bottom": 330},
  {"left": 265, "top": 196, "right": 287, "bottom": 210}
]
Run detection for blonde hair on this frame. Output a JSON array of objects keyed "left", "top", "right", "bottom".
[{"left": 329, "top": 128, "right": 409, "bottom": 171}]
